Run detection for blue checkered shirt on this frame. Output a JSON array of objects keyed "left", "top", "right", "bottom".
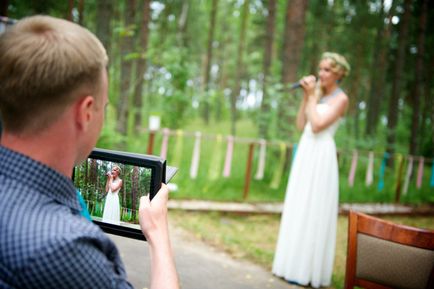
[{"left": 0, "top": 146, "right": 133, "bottom": 288}]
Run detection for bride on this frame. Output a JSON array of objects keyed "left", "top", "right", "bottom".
[
  {"left": 102, "top": 165, "right": 123, "bottom": 225},
  {"left": 272, "top": 52, "right": 350, "bottom": 288}
]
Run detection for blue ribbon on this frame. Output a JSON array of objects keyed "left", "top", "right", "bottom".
[
  {"left": 76, "top": 189, "right": 92, "bottom": 221},
  {"left": 430, "top": 161, "right": 434, "bottom": 188},
  {"left": 377, "top": 152, "right": 390, "bottom": 192},
  {"left": 291, "top": 144, "right": 298, "bottom": 165}
]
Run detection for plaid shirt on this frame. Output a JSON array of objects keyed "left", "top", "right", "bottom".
[{"left": 0, "top": 146, "right": 133, "bottom": 289}]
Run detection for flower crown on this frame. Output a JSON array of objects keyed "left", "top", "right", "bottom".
[{"left": 322, "top": 52, "right": 351, "bottom": 77}]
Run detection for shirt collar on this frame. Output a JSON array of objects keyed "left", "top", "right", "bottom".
[{"left": 0, "top": 146, "right": 81, "bottom": 212}]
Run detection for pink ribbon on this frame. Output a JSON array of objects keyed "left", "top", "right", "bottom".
[
  {"left": 160, "top": 128, "right": 170, "bottom": 159},
  {"left": 254, "top": 139, "right": 267, "bottom": 180},
  {"left": 348, "top": 150, "right": 358, "bottom": 187},
  {"left": 416, "top": 157, "right": 424, "bottom": 189},
  {"left": 403, "top": 156, "right": 414, "bottom": 195},
  {"left": 365, "top": 151, "right": 374, "bottom": 186},
  {"left": 189, "top": 132, "right": 201, "bottom": 179},
  {"left": 223, "top": 136, "right": 235, "bottom": 177}
]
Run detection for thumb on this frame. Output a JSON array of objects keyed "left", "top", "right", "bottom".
[{"left": 139, "top": 194, "right": 151, "bottom": 210}]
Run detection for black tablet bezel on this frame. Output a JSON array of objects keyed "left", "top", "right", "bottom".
[{"left": 88, "top": 148, "right": 166, "bottom": 201}]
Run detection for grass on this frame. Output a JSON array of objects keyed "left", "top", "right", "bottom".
[
  {"left": 155, "top": 123, "right": 433, "bottom": 204},
  {"left": 169, "top": 210, "right": 434, "bottom": 289},
  {"left": 97, "top": 116, "right": 434, "bottom": 204}
]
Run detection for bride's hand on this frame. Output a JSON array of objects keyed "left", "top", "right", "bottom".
[{"left": 300, "top": 75, "right": 316, "bottom": 97}]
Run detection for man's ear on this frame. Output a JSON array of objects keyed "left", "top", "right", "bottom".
[{"left": 75, "top": 95, "right": 95, "bottom": 131}]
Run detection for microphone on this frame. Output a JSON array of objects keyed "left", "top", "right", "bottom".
[
  {"left": 288, "top": 76, "right": 317, "bottom": 90},
  {"left": 289, "top": 82, "right": 302, "bottom": 90}
]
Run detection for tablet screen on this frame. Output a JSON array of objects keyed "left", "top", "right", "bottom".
[{"left": 73, "top": 157, "right": 152, "bottom": 227}]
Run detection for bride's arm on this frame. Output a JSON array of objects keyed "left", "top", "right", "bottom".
[
  {"left": 110, "top": 178, "right": 123, "bottom": 192},
  {"left": 306, "top": 93, "right": 348, "bottom": 133},
  {"left": 105, "top": 175, "right": 112, "bottom": 193}
]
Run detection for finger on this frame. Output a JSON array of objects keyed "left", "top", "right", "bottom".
[
  {"left": 305, "top": 75, "right": 315, "bottom": 84},
  {"left": 150, "top": 184, "right": 170, "bottom": 205}
]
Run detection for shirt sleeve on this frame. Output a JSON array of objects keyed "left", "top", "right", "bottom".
[{"left": 14, "top": 235, "right": 134, "bottom": 289}]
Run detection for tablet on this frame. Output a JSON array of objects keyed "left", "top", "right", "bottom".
[{"left": 72, "top": 148, "right": 178, "bottom": 241}]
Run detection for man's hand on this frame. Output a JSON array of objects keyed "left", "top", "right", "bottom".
[
  {"left": 138, "top": 184, "right": 179, "bottom": 289},
  {"left": 138, "top": 184, "right": 170, "bottom": 244}
]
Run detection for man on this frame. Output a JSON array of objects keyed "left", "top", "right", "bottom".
[{"left": 0, "top": 15, "right": 179, "bottom": 289}]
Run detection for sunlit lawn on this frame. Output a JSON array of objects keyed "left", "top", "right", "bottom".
[
  {"left": 169, "top": 210, "right": 434, "bottom": 289},
  {"left": 98, "top": 117, "right": 434, "bottom": 204}
]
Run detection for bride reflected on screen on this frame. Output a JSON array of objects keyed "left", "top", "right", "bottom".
[{"left": 102, "top": 165, "right": 123, "bottom": 225}]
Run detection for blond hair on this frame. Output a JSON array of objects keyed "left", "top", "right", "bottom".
[
  {"left": 113, "top": 165, "right": 122, "bottom": 176},
  {"left": 321, "top": 52, "right": 350, "bottom": 80},
  {"left": 0, "top": 15, "right": 108, "bottom": 133}
]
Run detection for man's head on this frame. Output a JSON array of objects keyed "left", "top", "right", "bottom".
[{"left": 0, "top": 15, "right": 108, "bottom": 134}]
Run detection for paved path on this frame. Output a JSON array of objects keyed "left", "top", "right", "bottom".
[
  {"left": 110, "top": 224, "right": 297, "bottom": 289},
  {"left": 110, "top": 201, "right": 433, "bottom": 288}
]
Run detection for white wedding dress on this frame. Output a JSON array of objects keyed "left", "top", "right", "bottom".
[
  {"left": 272, "top": 101, "right": 340, "bottom": 287},
  {"left": 102, "top": 178, "right": 121, "bottom": 225}
]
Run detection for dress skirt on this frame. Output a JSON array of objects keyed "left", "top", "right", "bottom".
[
  {"left": 272, "top": 112, "right": 339, "bottom": 288},
  {"left": 102, "top": 190, "right": 120, "bottom": 225}
]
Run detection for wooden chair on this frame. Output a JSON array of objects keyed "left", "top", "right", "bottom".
[{"left": 344, "top": 210, "right": 434, "bottom": 289}]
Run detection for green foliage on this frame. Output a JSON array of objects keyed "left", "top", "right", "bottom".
[
  {"left": 8, "top": 0, "right": 433, "bottom": 204},
  {"left": 100, "top": 118, "right": 433, "bottom": 205},
  {"left": 8, "top": 0, "right": 68, "bottom": 18}
]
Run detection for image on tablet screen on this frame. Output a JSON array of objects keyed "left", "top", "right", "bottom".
[{"left": 73, "top": 158, "right": 152, "bottom": 226}]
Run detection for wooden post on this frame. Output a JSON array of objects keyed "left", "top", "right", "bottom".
[
  {"left": 0, "top": 0, "right": 9, "bottom": 17},
  {"left": 67, "top": 0, "right": 74, "bottom": 21},
  {"left": 243, "top": 143, "right": 255, "bottom": 200},
  {"left": 147, "top": 131, "right": 155, "bottom": 155}
]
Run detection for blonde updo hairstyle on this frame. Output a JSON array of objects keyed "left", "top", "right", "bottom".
[
  {"left": 113, "top": 165, "right": 122, "bottom": 177},
  {"left": 321, "top": 52, "right": 350, "bottom": 81}
]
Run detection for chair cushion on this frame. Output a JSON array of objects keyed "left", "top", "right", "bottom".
[{"left": 356, "top": 233, "right": 434, "bottom": 289}]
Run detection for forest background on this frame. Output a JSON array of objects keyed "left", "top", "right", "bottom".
[{"left": 3, "top": 0, "right": 433, "bottom": 205}]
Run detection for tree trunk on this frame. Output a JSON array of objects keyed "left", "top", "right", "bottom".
[
  {"left": 308, "top": 0, "right": 328, "bottom": 74},
  {"left": 421, "top": 52, "right": 434, "bottom": 156},
  {"left": 349, "top": 46, "right": 362, "bottom": 139},
  {"left": 131, "top": 166, "right": 139, "bottom": 221},
  {"left": 78, "top": 0, "right": 84, "bottom": 25},
  {"left": 90, "top": 159, "right": 97, "bottom": 200},
  {"left": 67, "top": 0, "right": 74, "bottom": 21},
  {"left": 0, "top": 0, "right": 8, "bottom": 16},
  {"left": 203, "top": 0, "right": 219, "bottom": 125},
  {"left": 259, "top": 0, "right": 277, "bottom": 138},
  {"left": 281, "top": 0, "right": 308, "bottom": 85},
  {"left": 84, "top": 159, "right": 89, "bottom": 199},
  {"left": 133, "top": 0, "right": 151, "bottom": 132},
  {"left": 96, "top": 0, "right": 113, "bottom": 57},
  {"left": 409, "top": 0, "right": 427, "bottom": 155},
  {"left": 216, "top": 7, "right": 230, "bottom": 122},
  {"left": 366, "top": 2, "right": 394, "bottom": 136},
  {"left": 278, "top": 0, "right": 308, "bottom": 137},
  {"left": 231, "top": 0, "right": 250, "bottom": 136},
  {"left": 177, "top": 1, "right": 189, "bottom": 46},
  {"left": 348, "top": 1, "right": 370, "bottom": 140},
  {"left": 117, "top": 0, "right": 136, "bottom": 136},
  {"left": 386, "top": 0, "right": 411, "bottom": 155}
]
